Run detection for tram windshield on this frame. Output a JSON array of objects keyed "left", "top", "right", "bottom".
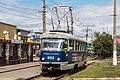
[{"left": 42, "top": 38, "right": 68, "bottom": 50}]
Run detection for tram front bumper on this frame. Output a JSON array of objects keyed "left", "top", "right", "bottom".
[{"left": 40, "top": 62, "right": 68, "bottom": 71}]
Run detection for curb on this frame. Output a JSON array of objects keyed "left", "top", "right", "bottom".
[{"left": 0, "top": 64, "right": 40, "bottom": 74}]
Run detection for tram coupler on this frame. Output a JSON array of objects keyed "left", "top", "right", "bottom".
[{"left": 48, "top": 67, "right": 53, "bottom": 71}]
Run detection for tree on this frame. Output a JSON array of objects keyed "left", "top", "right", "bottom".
[{"left": 92, "top": 32, "right": 113, "bottom": 58}]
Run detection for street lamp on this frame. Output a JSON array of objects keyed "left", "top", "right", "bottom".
[
  {"left": 3, "top": 31, "right": 9, "bottom": 40},
  {"left": 3, "top": 31, "right": 8, "bottom": 34},
  {"left": 27, "top": 34, "right": 31, "bottom": 42},
  {"left": 18, "top": 32, "right": 21, "bottom": 40}
]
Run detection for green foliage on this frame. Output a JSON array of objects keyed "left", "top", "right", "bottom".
[
  {"left": 71, "top": 62, "right": 120, "bottom": 78},
  {"left": 92, "top": 32, "right": 113, "bottom": 58}
]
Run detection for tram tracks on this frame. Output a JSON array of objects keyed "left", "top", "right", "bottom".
[
  {"left": 0, "top": 65, "right": 40, "bottom": 74},
  {"left": 28, "top": 61, "right": 95, "bottom": 80},
  {"left": 1, "top": 61, "right": 94, "bottom": 80},
  {"left": 27, "top": 71, "right": 67, "bottom": 80}
]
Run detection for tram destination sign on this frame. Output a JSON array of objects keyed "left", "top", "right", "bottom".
[{"left": 11, "top": 39, "right": 23, "bottom": 44}]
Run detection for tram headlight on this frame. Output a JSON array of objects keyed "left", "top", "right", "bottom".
[
  {"left": 42, "top": 57, "right": 45, "bottom": 61},
  {"left": 66, "top": 54, "right": 68, "bottom": 57},
  {"left": 57, "top": 57, "right": 60, "bottom": 61}
]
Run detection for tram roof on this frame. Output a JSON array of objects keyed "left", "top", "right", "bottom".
[{"left": 41, "top": 32, "right": 86, "bottom": 43}]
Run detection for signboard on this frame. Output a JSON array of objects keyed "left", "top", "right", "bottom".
[
  {"left": 31, "top": 36, "right": 40, "bottom": 40},
  {"left": 87, "top": 44, "right": 93, "bottom": 50},
  {"left": 116, "top": 38, "right": 120, "bottom": 44},
  {"left": 11, "top": 39, "right": 23, "bottom": 44}
]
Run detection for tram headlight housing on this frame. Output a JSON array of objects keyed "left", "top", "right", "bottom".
[
  {"left": 57, "top": 57, "right": 60, "bottom": 61},
  {"left": 42, "top": 57, "right": 45, "bottom": 61},
  {"left": 66, "top": 54, "right": 68, "bottom": 57}
]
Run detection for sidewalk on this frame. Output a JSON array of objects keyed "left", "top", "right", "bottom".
[{"left": 0, "top": 61, "right": 40, "bottom": 74}]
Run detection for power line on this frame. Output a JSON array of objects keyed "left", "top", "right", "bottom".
[
  {"left": 41, "top": 0, "right": 89, "bottom": 32},
  {"left": 17, "top": 24, "right": 41, "bottom": 27},
  {"left": 74, "top": 18, "right": 87, "bottom": 27},
  {"left": 51, "top": 7, "right": 87, "bottom": 29},
  {"left": 46, "top": 5, "right": 57, "bottom": 15},
  {"left": 0, "top": 9, "right": 41, "bottom": 19},
  {"left": 0, "top": 2, "right": 41, "bottom": 12},
  {"left": 49, "top": 0, "right": 70, "bottom": 16},
  {"left": 49, "top": 0, "right": 59, "bottom": 5},
  {"left": 41, "top": 0, "right": 57, "bottom": 15},
  {"left": 0, "top": 5, "right": 41, "bottom": 17}
]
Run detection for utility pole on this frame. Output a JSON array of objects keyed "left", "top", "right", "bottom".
[
  {"left": 43, "top": 0, "right": 46, "bottom": 33},
  {"left": 113, "top": 0, "right": 117, "bottom": 66}
]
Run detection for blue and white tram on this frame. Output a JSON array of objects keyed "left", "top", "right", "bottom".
[{"left": 40, "top": 31, "right": 87, "bottom": 72}]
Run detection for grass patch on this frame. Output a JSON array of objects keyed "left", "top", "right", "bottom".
[{"left": 71, "top": 62, "right": 120, "bottom": 78}]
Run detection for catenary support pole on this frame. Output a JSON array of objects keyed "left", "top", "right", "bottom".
[
  {"left": 113, "top": 0, "right": 117, "bottom": 66},
  {"left": 43, "top": 0, "right": 46, "bottom": 33}
]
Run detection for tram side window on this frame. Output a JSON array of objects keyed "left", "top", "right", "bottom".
[
  {"left": 79, "top": 42, "right": 82, "bottom": 51},
  {"left": 80, "top": 42, "right": 82, "bottom": 51},
  {"left": 81, "top": 42, "right": 84, "bottom": 51},
  {"left": 69, "top": 39, "right": 74, "bottom": 50},
  {"left": 75, "top": 40, "right": 79, "bottom": 50},
  {"left": 81, "top": 42, "right": 85, "bottom": 51},
  {"left": 77, "top": 41, "right": 80, "bottom": 51}
]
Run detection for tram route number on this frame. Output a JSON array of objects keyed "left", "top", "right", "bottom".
[{"left": 47, "top": 56, "right": 54, "bottom": 59}]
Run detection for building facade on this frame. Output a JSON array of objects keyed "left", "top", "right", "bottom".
[
  {"left": 0, "top": 22, "right": 41, "bottom": 66},
  {"left": 0, "top": 22, "right": 16, "bottom": 66}
]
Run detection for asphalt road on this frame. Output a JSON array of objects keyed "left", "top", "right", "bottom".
[
  {"left": 0, "top": 59, "right": 103, "bottom": 80},
  {"left": 0, "top": 66, "right": 41, "bottom": 80}
]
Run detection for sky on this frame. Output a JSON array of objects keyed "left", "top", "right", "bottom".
[{"left": 0, "top": 0, "right": 120, "bottom": 41}]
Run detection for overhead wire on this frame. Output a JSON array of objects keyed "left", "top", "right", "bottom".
[
  {"left": 0, "top": 2, "right": 40, "bottom": 12},
  {"left": 0, "top": 9, "right": 41, "bottom": 19},
  {"left": 47, "top": 3, "right": 79, "bottom": 29},
  {"left": 49, "top": 0, "right": 73, "bottom": 27},
  {"left": 49, "top": 0, "right": 59, "bottom": 5},
  {"left": 0, "top": 1, "right": 44, "bottom": 32},
  {"left": 41, "top": 0, "right": 61, "bottom": 30},
  {"left": 17, "top": 24, "right": 41, "bottom": 27},
  {"left": 46, "top": 4, "right": 57, "bottom": 16},
  {"left": 50, "top": 6, "right": 87, "bottom": 29},
  {"left": 0, "top": 5, "right": 41, "bottom": 17},
  {"left": 46, "top": 5, "right": 71, "bottom": 29},
  {"left": 41, "top": 0, "right": 88, "bottom": 32},
  {"left": 41, "top": 0, "right": 69, "bottom": 20},
  {"left": 0, "top": 0, "right": 92, "bottom": 32},
  {"left": 42, "top": 0, "right": 75, "bottom": 24},
  {"left": 45, "top": 0, "right": 96, "bottom": 36}
]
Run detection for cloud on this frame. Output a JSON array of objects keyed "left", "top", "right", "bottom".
[
  {"left": 0, "top": 0, "right": 42, "bottom": 32},
  {"left": 73, "top": 1, "right": 120, "bottom": 38},
  {"left": 74, "top": 5, "right": 114, "bottom": 18},
  {"left": 0, "top": 0, "right": 120, "bottom": 38}
]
